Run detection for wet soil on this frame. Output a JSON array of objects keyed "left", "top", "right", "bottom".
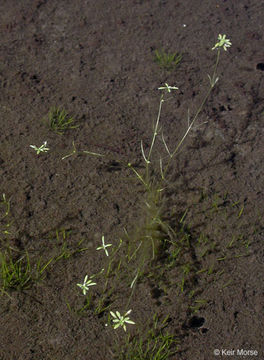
[{"left": 0, "top": 0, "right": 263, "bottom": 359}]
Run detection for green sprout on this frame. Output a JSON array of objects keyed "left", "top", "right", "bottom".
[
  {"left": 30, "top": 141, "right": 49, "bottom": 154},
  {"left": 48, "top": 106, "right": 78, "bottom": 134},
  {"left": 1, "top": 193, "right": 10, "bottom": 218},
  {"left": 77, "top": 275, "right": 96, "bottom": 295},
  {"left": 154, "top": 49, "right": 182, "bottom": 71},
  {"left": 96, "top": 235, "right": 112, "bottom": 257},
  {"left": 110, "top": 309, "right": 135, "bottom": 332},
  {"left": 0, "top": 250, "right": 53, "bottom": 294},
  {"left": 0, "top": 193, "right": 12, "bottom": 237},
  {"left": 0, "top": 251, "right": 32, "bottom": 291},
  {"left": 212, "top": 34, "right": 232, "bottom": 51}
]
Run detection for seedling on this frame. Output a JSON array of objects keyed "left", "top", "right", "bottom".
[
  {"left": 1, "top": 194, "right": 10, "bottom": 218},
  {"left": 0, "top": 249, "right": 54, "bottom": 293},
  {"left": 0, "top": 193, "right": 12, "bottom": 237},
  {"left": 0, "top": 251, "right": 32, "bottom": 291},
  {"left": 47, "top": 106, "right": 78, "bottom": 134},
  {"left": 154, "top": 48, "right": 182, "bottom": 71},
  {"left": 114, "top": 313, "right": 178, "bottom": 359},
  {"left": 52, "top": 228, "right": 90, "bottom": 261}
]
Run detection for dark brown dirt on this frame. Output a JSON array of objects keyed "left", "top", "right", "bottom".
[{"left": 0, "top": 0, "right": 263, "bottom": 359}]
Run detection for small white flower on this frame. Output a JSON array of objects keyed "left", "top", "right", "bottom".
[
  {"left": 158, "top": 83, "right": 178, "bottom": 93},
  {"left": 77, "top": 275, "right": 96, "bottom": 295},
  {"left": 96, "top": 235, "right": 112, "bottom": 257},
  {"left": 30, "top": 141, "right": 50, "bottom": 154},
  {"left": 110, "top": 309, "right": 136, "bottom": 332},
  {"left": 212, "top": 34, "right": 232, "bottom": 51}
]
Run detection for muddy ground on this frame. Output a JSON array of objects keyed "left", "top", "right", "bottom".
[{"left": 0, "top": 0, "right": 263, "bottom": 359}]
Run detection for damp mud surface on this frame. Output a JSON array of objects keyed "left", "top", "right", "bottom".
[{"left": 0, "top": 1, "right": 263, "bottom": 359}]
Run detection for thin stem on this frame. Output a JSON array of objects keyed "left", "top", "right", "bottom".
[
  {"left": 163, "top": 49, "right": 221, "bottom": 177},
  {"left": 128, "top": 163, "right": 149, "bottom": 189},
  {"left": 145, "top": 94, "right": 164, "bottom": 181},
  {"left": 148, "top": 95, "right": 164, "bottom": 161},
  {"left": 212, "top": 49, "right": 220, "bottom": 87}
]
